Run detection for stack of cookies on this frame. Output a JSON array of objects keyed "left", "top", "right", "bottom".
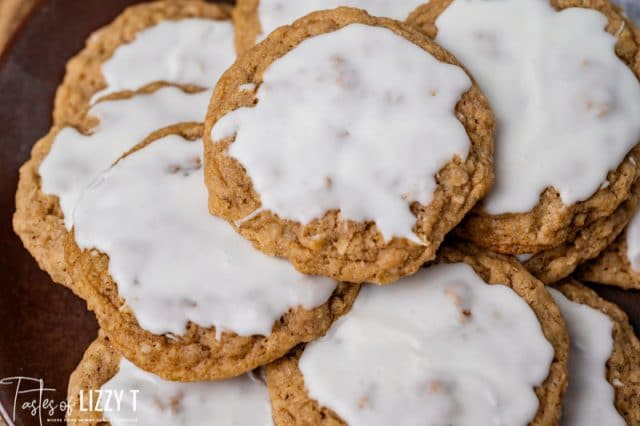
[{"left": 12, "top": 0, "right": 640, "bottom": 425}]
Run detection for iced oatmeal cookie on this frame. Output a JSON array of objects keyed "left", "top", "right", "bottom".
[
  {"left": 205, "top": 8, "right": 494, "bottom": 284},
  {"left": 265, "top": 243, "right": 568, "bottom": 425},
  {"left": 408, "top": 0, "right": 640, "bottom": 255},
  {"left": 67, "top": 332, "right": 275, "bottom": 425},
  {"left": 53, "top": 0, "right": 233, "bottom": 127},
  {"left": 14, "top": 2, "right": 236, "bottom": 288},
  {"left": 65, "top": 125, "right": 359, "bottom": 381}
]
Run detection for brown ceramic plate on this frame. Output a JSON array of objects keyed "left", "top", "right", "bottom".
[{"left": 0, "top": 1, "right": 639, "bottom": 425}]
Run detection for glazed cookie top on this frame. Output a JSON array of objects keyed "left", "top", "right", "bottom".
[
  {"left": 72, "top": 134, "right": 337, "bottom": 337},
  {"left": 92, "top": 18, "right": 235, "bottom": 101},
  {"left": 433, "top": 0, "right": 640, "bottom": 215},
  {"left": 214, "top": 23, "right": 471, "bottom": 242},
  {"left": 102, "top": 359, "right": 273, "bottom": 425},
  {"left": 207, "top": 10, "right": 494, "bottom": 283},
  {"left": 549, "top": 288, "right": 624, "bottom": 426},
  {"left": 40, "top": 87, "right": 210, "bottom": 230},
  {"left": 253, "top": 0, "right": 425, "bottom": 41},
  {"left": 296, "top": 263, "right": 554, "bottom": 425}
]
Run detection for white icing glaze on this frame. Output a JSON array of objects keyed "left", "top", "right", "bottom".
[
  {"left": 435, "top": 0, "right": 640, "bottom": 214},
  {"left": 549, "top": 288, "right": 624, "bottom": 426},
  {"left": 516, "top": 253, "right": 534, "bottom": 262},
  {"left": 298, "top": 263, "right": 554, "bottom": 426},
  {"left": 72, "top": 135, "right": 336, "bottom": 336},
  {"left": 94, "top": 19, "right": 235, "bottom": 100},
  {"left": 101, "top": 358, "right": 273, "bottom": 425},
  {"left": 40, "top": 87, "right": 211, "bottom": 229},
  {"left": 213, "top": 24, "right": 472, "bottom": 242},
  {"left": 625, "top": 207, "right": 640, "bottom": 271},
  {"left": 256, "top": 0, "right": 425, "bottom": 41}
]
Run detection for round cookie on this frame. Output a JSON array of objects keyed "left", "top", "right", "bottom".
[
  {"left": 265, "top": 243, "right": 568, "bottom": 426},
  {"left": 67, "top": 333, "right": 275, "bottom": 425},
  {"left": 576, "top": 204, "right": 640, "bottom": 289},
  {"left": 232, "top": 0, "right": 428, "bottom": 53},
  {"left": 65, "top": 125, "right": 360, "bottom": 381},
  {"left": 205, "top": 8, "right": 495, "bottom": 284},
  {"left": 53, "top": 0, "right": 232, "bottom": 127},
  {"left": 13, "top": 86, "right": 211, "bottom": 289},
  {"left": 524, "top": 177, "right": 640, "bottom": 284},
  {"left": 408, "top": 0, "right": 640, "bottom": 255},
  {"left": 14, "top": 0, "right": 237, "bottom": 289},
  {"left": 551, "top": 279, "right": 640, "bottom": 425}
]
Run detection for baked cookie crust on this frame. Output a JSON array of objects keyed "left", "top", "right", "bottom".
[
  {"left": 66, "top": 332, "right": 120, "bottom": 425},
  {"left": 53, "top": 0, "right": 230, "bottom": 128},
  {"left": 205, "top": 8, "right": 495, "bottom": 284},
  {"left": 554, "top": 279, "right": 640, "bottom": 424},
  {"left": 64, "top": 125, "right": 360, "bottom": 382},
  {"left": 14, "top": 125, "right": 73, "bottom": 287},
  {"left": 408, "top": 0, "right": 640, "bottom": 255},
  {"left": 265, "top": 242, "right": 569, "bottom": 426},
  {"left": 232, "top": 0, "right": 261, "bottom": 53}
]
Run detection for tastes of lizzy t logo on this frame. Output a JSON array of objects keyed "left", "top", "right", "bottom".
[
  {"left": 0, "top": 376, "right": 139, "bottom": 425},
  {"left": 0, "top": 376, "right": 67, "bottom": 425}
]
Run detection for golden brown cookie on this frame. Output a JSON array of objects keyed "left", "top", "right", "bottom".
[
  {"left": 53, "top": 0, "right": 230, "bottom": 128},
  {"left": 408, "top": 0, "right": 640, "bottom": 256},
  {"left": 232, "top": 0, "right": 261, "bottom": 53},
  {"left": 13, "top": 125, "right": 73, "bottom": 287},
  {"left": 13, "top": 86, "right": 206, "bottom": 290},
  {"left": 553, "top": 279, "right": 640, "bottom": 424},
  {"left": 65, "top": 125, "right": 360, "bottom": 382},
  {"left": 67, "top": 332, "right": 277, "bottom": 425},
  {"left": 67, "top": 332, "right": 120, "bottom": 425},
  {"left": 14, "top": 0, "right": 232, "bottom": 289},
  {"left": 265, "top": 242, "right": 569, "bottom": 426},
  {"left": 524, "top": 177, "right": 640, "bottom": 284},
  {"left": 205, "top": 8, "right": 495, "bottom": 285}
]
